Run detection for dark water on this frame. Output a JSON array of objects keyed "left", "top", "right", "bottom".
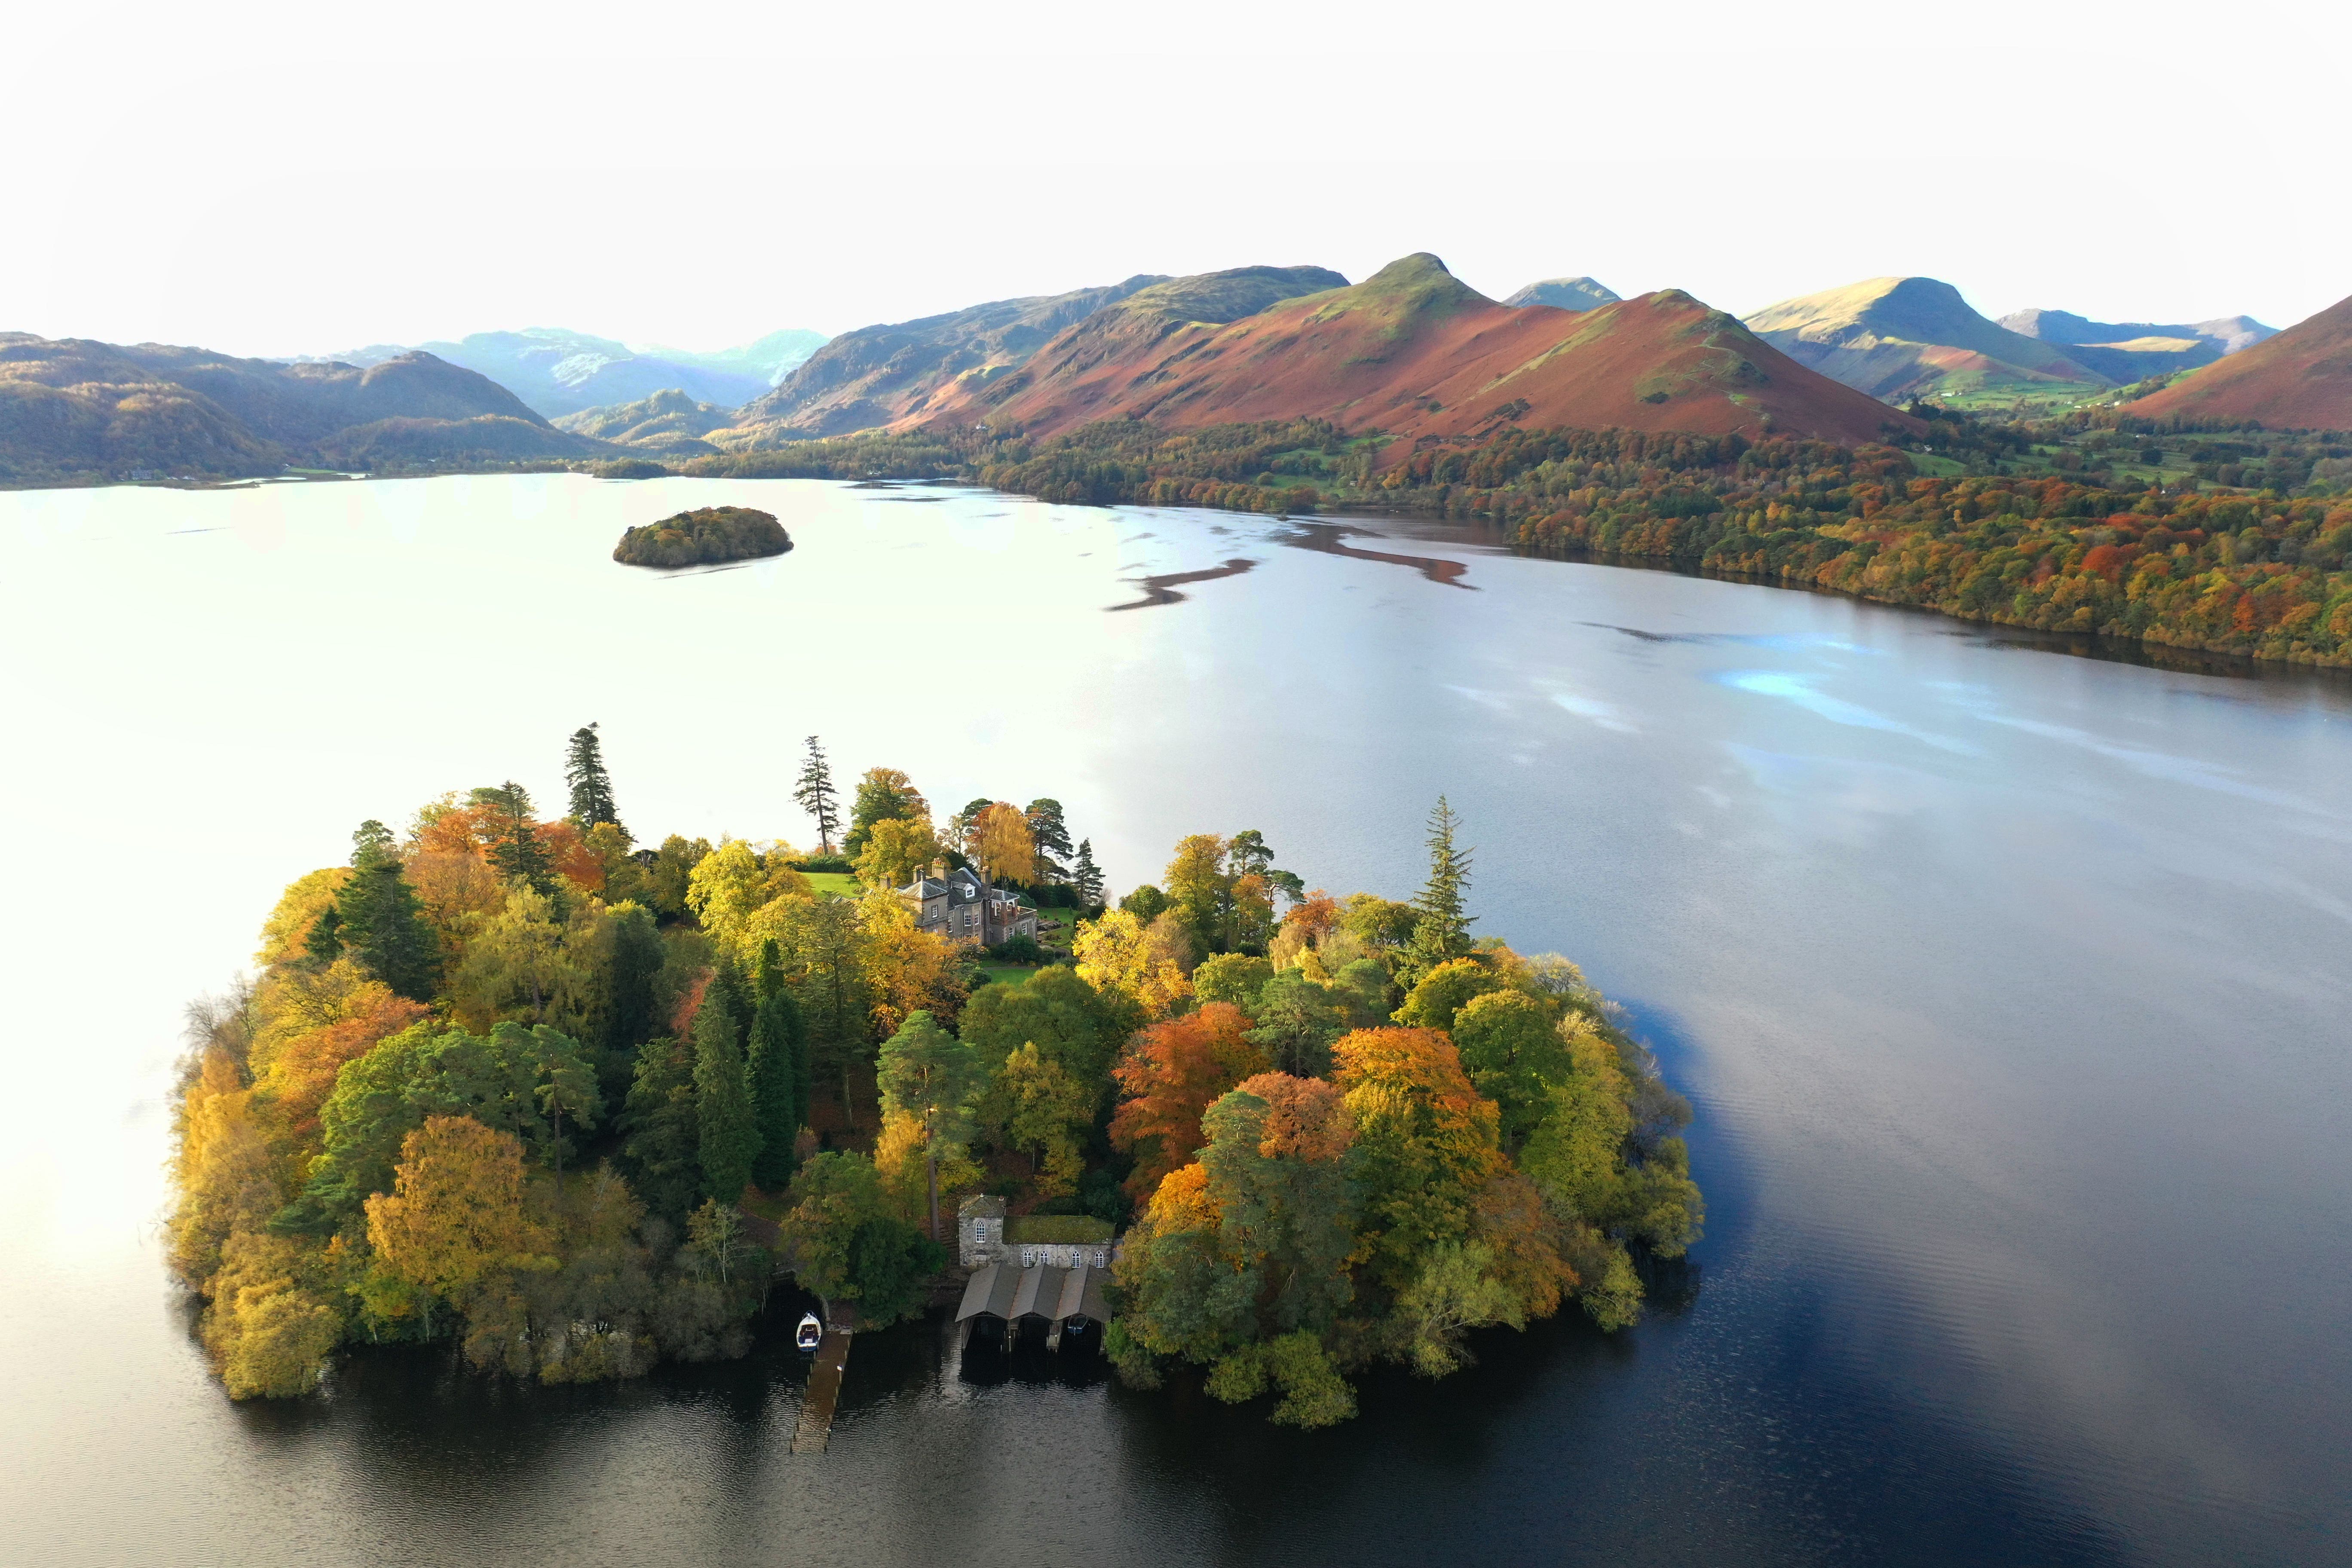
[{"left": 2, "top": 477, "right": 2345, "bottom": 1567}]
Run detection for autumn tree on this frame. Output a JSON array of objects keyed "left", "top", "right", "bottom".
[
  {"left": 1073, "top": 908, "right": 1191, "bottom": 1023},
  {"left": 1450, "top": 989, "right": 1570, "bottom": 1151},
  {"left": 449, "top": 885, "right": 582, "bottom": 1029},
  {"left": 794, "top": 736, "right": 841, "bottom": 853},
  {"left": 1333, "top": 1026, "right": 1503, "bottom": 1296},
  {"left": 968, "top": 802, "right": 1038, "bottom": 886},
  {"left": 476, "top": 782, "right": 555, "bottom": 896},
  {"left": 1393, "top": 956, "right": 1501, "bottom": 1032},
  {"left": 692, "top": 990, "right": 760, "bottom": 1206},
  {"left": 854, "top": 814, "right": 942, "bottom": 890},
  {"left": 844, "top": 767, "right": 928, "bottom": 857},
  {"left": 1191, "top": 953, "right": 1273, "bottom": 1010},
  {"left": 201, "top": 1231, "right": 343, "bottom": 1400},
  {"left": 1109, "top": 1003, "right": 1270, "bottom": 1200},
  {"left": 365, "top": 1115, "right": 553, "bottom": 1316},
  {"left": 958, "top": 964, "right": 1123, "bottom": 1095},
  {"left": 564, "top": 723, "right": 623, "bottom": 837},
  {"left": 875, "top": 1011, "right": 986, "bottom": 1239},
  {"left": 256, "top": 867, "right": 352, "bottom": 966},
  {"left": 683, "top": 839, "right": 812, "bottom": 962},
  {"left": 858, "top": 885, "right": 968, "bottom": 1037},
  {"left": 1111, "top": 1072, "right": 1357, "bottom": 1426},
  {"left": 1164, "top": 833, "right": 1234, "bottom": 954},
  {"left": 987, "top": 1042, "right": 1093, "bottom": 1198}
]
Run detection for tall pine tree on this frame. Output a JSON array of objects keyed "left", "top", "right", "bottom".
[
  {"left": 793, "top": 735, "right": 841, "bottom": 854},
  {"left": 335, "top": 820, "right": 440, "bottom": 1001},
  {"left": 564, "top": 723, "right": 624, "bottom": 839},
  {"left": 747, "top": 940, "right": 806, "bottom": 1189},
  {"left": 1072, "top": 839, "right": 1105, "bottom": 907},
  {"left": 477, "top": 782, "right": 555, "bottom": 895},
  {"left": 1402, "top": 796, "right": 1476, "bottom": 984},
  {"left": 1025, "top": 799, "right": 1073, "bottom": 882},
  {"left": 692, "top": 991, "right": 761, "bottom": 1207}
]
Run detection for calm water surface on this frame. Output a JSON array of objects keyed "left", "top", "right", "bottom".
[{"left": 1, "top": 475, "right": 2345, "bottom": 1568}]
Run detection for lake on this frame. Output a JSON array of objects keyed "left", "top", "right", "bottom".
[{"left": 0, "top": 474, "right": 2345, "bottom": 1567}]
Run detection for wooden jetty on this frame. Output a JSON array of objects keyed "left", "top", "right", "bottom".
[{"left": 790, "top": 1305, "right": 857, "bottom": 1455}]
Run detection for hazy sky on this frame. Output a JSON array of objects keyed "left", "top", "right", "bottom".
[{"left": 9, "top": 0, "right": 2346, "bottom": 356}]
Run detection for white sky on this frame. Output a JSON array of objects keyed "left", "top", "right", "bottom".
[{"left": 7, "top": 0, "right": 2347, "bottom": 356}]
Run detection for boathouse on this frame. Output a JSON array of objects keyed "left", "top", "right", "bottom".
[{"left": 954, "top": 1259, "right": 1113, "bottom": 1351}]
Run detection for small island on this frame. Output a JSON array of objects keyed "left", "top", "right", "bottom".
[
  {"left": 612, "top": 505, "right": 791, "bottom": 568},
  {"left": 168, "top": 731, "right": 1701, "bottom": 1427}
]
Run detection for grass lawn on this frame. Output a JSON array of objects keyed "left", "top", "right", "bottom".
[
  {"left": 976, "top": 962, "right": 1040, "bottom": 988},
  {"left": 803, "top": 871, "right": 861, "bottom": 898}
]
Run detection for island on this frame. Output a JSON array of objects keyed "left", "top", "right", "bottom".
[
  {"left": 168, "top": 730, "right": 1701, "bottom": 1427},
  {"left": 612, "top": 505, "right": 791, "bottom": 568}
]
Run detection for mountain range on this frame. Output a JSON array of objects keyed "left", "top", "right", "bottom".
[
  {"left": 1997, "top": 308, "right": 2275, "bottom": 381},
  {"left": 305, "top": 327, "right": 827, "bottom": 419},
  {"left": 0, "top": 335, "right": 593, "bottom": 481},
  {"left": 7, "top": 263, "right": 2343, "bottom": 487},
  {"left": 1740, "top": 279, "right": 2284, "bottom": 405},
  {"left": 916, "top": 255, "right": 1912, "bottom": 448}
]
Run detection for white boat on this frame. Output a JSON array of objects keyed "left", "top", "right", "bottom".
[{"left": 795, "top": 1312, "right": 823, "bottom": 1351}]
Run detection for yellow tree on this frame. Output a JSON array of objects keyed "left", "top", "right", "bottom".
[
  {"left": 365, "top": 1115, "right": 553, "bottom": 1313},
  {"left": 854, "top": 815, "right": 943, "bottom": 890},
  {"left": 449, "top": 885, "right": 582, "bottom": 1029},
  {"left": 992, "top": 1042, "right": 1093, "bottom": 1198},
  {"left": 686, "top": 839, "right": 813, "bottom": 959},
  {"left": 969, "top": 802, "right": 1037, "bottom": 886},
  {"left": 201, "top": 1232, "right": 343, "bottom": 1400},
  {"left": 1074, "top": 909, "right": 1192, "bottom": 1021},
  {"left": 255, "top": 867, "right": 352, "bottom": 965},
  {"left": 858, "top": 886, "right": 968, "bottom": 1036}
]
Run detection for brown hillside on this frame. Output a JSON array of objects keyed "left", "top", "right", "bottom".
[
  {"left": 920, "top": 254, "right": 1917, "bottom": 453},
  {"left": 2127, "top": 294, "right": 2352, "bottom": 431}
]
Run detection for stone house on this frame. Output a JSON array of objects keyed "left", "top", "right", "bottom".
[
  {"left": 958, "top": 1195, "right": 1118, "bottom": 1271},
  {"left": 903, "top": 865, "right": 1038, "bottom": 947}
]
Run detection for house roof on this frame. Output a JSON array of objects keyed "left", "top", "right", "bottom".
[{"left": 953, "top": 1261, "right": 1112, "bottom": 1325}]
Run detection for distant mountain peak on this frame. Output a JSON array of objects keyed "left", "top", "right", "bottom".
[
  {"left": 1505, "top": 276, "right": 1622, "bottom": 312},
  {"left": 1743, "top": 275, "right": 2106, "bottom": 402}
]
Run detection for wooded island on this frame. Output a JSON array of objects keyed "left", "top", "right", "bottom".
[{"left": 170, "top": 730, "right": 1700, "bottom": 1426}]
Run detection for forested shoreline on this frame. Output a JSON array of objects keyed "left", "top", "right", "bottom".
[
  {"left": 674, "top": 409, "right": 2352, "bottom": 667},
  {"left": 168, "top": 732, "right": 1700, "bottom": 1426}
]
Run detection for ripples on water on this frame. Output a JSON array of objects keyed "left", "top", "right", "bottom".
[{"left": 0, "top": 476, "right": 2345, "bottom": 1568}]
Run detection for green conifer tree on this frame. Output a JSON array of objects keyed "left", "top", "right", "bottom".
[
  {"left": 692, "top": 992, "right": 761, "bottom": 1206},
  {"left": 1072, "top": 839, "right": 1106, "bottom": 907},
  {"left": 478, "top": 782, "right": 556, "bottom": 895},
  {"left": 1402, "top": 796, "right": 1476, "bottom": 984},
  {"left": 1024, "top": 799, "right": 1073, "bottom": 882},
  {"left": 303, "top": 903, "right": 344, "bottom": 965},
  {"left": 793, "top": 735, "right": 841, "bottom": 854},
  {"left": 747, "top": 941, "right": 806, "bottom": 1189},
  {"left": 335, "top": 821, "right": 440, "bottom": 1001},
  {"left": 564, "top": 723, "right": 625, "bottom": 839}
]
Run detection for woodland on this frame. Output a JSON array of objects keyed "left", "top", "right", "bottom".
[
  {"left": 683, "top": 410, "right": 2352, "bottom": 668},
  {"left": 168, "top": 730, "right": 1702, "bottom": 1426}
]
